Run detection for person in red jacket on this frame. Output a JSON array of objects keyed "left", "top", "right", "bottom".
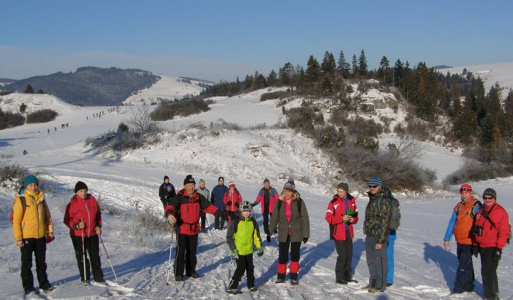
[
  {"left": 252, "top": 178, "right": 280, "bottom": 242},
  {"left": 474, "top": 188, "right": 510, "bottom": 300},
  {"left": 325, "top": 182, "right": 358, "bottom": 285},
  {"left": 224, "top": 181, "right": 243, "bottom": 224},
  {"left": 63, "top": 181, "right": 105, "bottom": 284},
  {"left": 166, "top": 175, "right": 223, "bottom": 281}
]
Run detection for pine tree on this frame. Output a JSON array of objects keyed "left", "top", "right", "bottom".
[
  {"left": 267, "top": 70, "right": 278, "bottom": 86},
  {"left": 351, "top": 54, "right": 358, "bottom": 77},
  {"left": 394, "top": 59, "right": 404, "bottom": 88},
  {"left": 453, "top": 91, "right": 478, "bottom": 144},
  {"left": 337, "top": 50, "right": 350, "bottom": 79},
  {"left": 279, "top": 62, "right": 295, "bottom": 85},
  {"left": 358, "top": 49, "right": 368, "bottom": 77},
  {"left": 25, "top": 84, "right": 34, "bottom": 94},
  {"left": 19, "top": 103, "right": 27, "bottom": 113},
  {"left": 378, "top": 56, "right": 390, "bottom": 83},
  {"left": 305, "top": 55, "right": 321, "bottom": 87}
]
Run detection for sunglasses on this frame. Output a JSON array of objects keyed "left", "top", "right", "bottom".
[
  {"left": 483, "top": 196, "right": 494, "bottom": 200},
  {"left": 460, "top": 188, "right": 472, "bottom": 192},
  {"left": 368, "top": 185, "right": 378, "bottom": 188}
]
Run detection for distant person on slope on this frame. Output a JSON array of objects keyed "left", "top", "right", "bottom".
[
  {"left": 325, "top": 182, "right": 358, "bottom": 285},
  {"left": 226, "top": 201, "right": 264, "bottom": 294},
  {"left": 196, "top": 179, "right": 211, "bottom": 232},
  {"left": 224, "top": 181, "right": 243, "bottom": 224},
  {"left": 269, "top": 180, "right": 310, "bottom": 285},
  {"left": 63, "top": 181, "right": 105, "bottom": 285},
  {"left": 165, "top": 175, "right": 224, "bottom": 281},
  {"left": 12, "top": 175, "right": 55, "bottom": 295},
  {"left": 473, "top": 188, "right": 510, "bottom": 300},
  {"left": 211, "top": 177, "right": 228, "bottom": 230},
  {"left": 159, "top": 175, "right": 176, "bottom": 209},
  {"left": 443, "top": 184, "right": 481, "bottom": 294},
  {"left": 252, "top": 178, "right": 279, "bottom": 242}
]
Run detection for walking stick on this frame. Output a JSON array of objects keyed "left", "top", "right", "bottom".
[
  {"left": 99, "top": 235, "right": 118, "bottom": 283},
  {"left": 81, "top": 222, "right": 87, "bottom": 285},
  {"left": 166, "top": 224, "right": 175, "bottom": 285}
]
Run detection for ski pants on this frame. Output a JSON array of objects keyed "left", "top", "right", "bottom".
[
  {"left": 175, "top": 233, "right": 198, "bottom": 277},
  {"left": 365, "top": 235, "right": 388, "bottom": 291},
  {"left": 20, "top": 237, "right": 51, "bottom": 291},
  {"left": 479, "top": 247, "right": 499, "bottom": 300},
  {"left": 334, "top": 229, "right": 353, "bottom": 281},
  {"left": 200, "top": 212, "right": 206, "bottom": 230},
  {"left": 277, "top": 236, "right": 301, "bottom": 280},
  {"left": 214, "top": 211, "right": 226, "bottom": 230},
  {"left": 387, "top": 232, "right": 396, "bottom": 284},
  {"left": 232, "top": 254, "right": 255, "bottom": 287},
  {"left": 71, "top": 235, "right": 104, "bottom": 282},
  {"left": 453, "top": 243, "right": 475, "bottom": 293}
]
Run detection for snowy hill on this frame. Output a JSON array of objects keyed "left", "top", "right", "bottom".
[
  {"left": 123, "top": 75, "right": 212, "bottom": 105},
  {"left": 0, "top": 86, "right": 512, "bottom": 299},
  {"left": 0, "top": 92, "right": 78, "bottom": 115}
]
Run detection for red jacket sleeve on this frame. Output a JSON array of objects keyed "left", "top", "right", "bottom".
[
  {"left": 63, "top": 202, "right": 73, "bottom": 229},
  {"left": 497, "top": 208, "right": 510, "bottom": 249}
]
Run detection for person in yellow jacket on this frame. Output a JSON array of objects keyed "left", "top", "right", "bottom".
[
  {"left": 12, "top": 175, "right": 55, "bottom": 295},
  {"left": 226, "top": 201, "right": 263, "bottom": 294}
]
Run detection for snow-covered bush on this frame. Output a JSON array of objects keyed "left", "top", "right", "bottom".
[{"left": 0, "top": 162, "right": 27, "bottom": 189}]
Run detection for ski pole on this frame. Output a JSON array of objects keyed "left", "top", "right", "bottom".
[
  {"left": 166, "top": 224, "right": 175, "bottom": 285},
  {"left": 81, "top": 221, "right": 87, "bottom": 285},
  {"left": 99, "top": 235, "right": 118, "bottom": 283}
]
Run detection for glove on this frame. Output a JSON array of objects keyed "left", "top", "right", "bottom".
[
  {"left": 303, "top": 238, "right": 308, "bottom": 244},
  {"left": 231, "top": 249, "right": 239, "bottom": 260},
  {"left": 251, "top": 201, "right": 258, "bottom": 208},
  {"left": 167, "top": 214, "right": 177, "bottom": 224},
  {"left": 46, "top": 234, "right": 55, "bottom": 244},
  {"left": 472, "top": 244, "right": 479, "bottom": 257},
  {"left": 493, "top": 248, "right": 502, "bottom": 261},
  {"left": 226, "top": 201, "right": 232, "bottom": 206},
  {"left": 257, "top": 247, "right": 264, "bottom": 257}
]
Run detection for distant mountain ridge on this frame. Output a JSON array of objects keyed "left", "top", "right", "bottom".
[{"left": 2, "top": 67, "right": 159, "bottom": 106}]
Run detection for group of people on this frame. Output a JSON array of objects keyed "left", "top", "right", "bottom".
[
  {"left": 11, "top": 175, "right": 105, "bottom": 295},
  {"left": 444, "top": 184, "right": 510, "bottom": 300},
  {"left": 11, "top": 172, "right": 510, "bottom": 298}
]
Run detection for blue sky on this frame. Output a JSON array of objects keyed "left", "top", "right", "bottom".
[{"left": 1, "top": 0, "right": 512, "bottom": 82}]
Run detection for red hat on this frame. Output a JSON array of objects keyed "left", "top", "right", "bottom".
[
  {"left": 229, "top": 181, "right": 235, "bottom": 188},
  {"left": 460, "top": 184, "right": 472, "bottom": 192}
]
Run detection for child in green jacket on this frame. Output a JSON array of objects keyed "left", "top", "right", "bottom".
[{"left": 226, "top": 201, "right": 264, "bottom": 294}]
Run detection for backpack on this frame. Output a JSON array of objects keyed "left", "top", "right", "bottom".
[
  {"left": 8, "top": 196, "right": 26, "bottom": 224},
  {"left": 456, "top": 200, "right": 482, "bottom": 218},
  {"left": 377, "top": 187, "right": 400, "bottom": 231}
]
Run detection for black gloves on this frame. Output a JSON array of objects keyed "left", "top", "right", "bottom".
[
  {"left": 251, "top": 201, "right": 258, "bottom": 208},
  {"left": 472, "top": 244, "right": 479, "bottom": 257},
  {"left": 303, "top": 238, "right": 308, "bottom": 244},
  {"left": 493, "top": 248, "right": 502, "bottom": 261},
  {"left": 226, "top": 201, "right": 232, "bottom": 206}
]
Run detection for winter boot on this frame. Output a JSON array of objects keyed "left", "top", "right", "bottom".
[
  {"left": 227, "top": 280, "right": 239, "bottom": 293},
  {"left": 248, "top": 286, "right": 258, "bottom": 292},
  {"left": 290, "top": 273, "right": 298, "bottom": 285}
]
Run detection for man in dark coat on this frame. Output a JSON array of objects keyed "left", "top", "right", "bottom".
[{"left": 159, "top": 175, "right": 176, "bottom": 208}]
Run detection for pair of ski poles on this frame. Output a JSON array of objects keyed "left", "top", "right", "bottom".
[{"left": 80, "top": 221, "right": 118, "bottom": 284}]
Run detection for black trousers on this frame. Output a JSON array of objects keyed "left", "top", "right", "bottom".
[
  {"left": 334, "top": 229, "right": 353, "bottom": 281},
  {"left": 71, "top": 235, "right": 104, "bottom": 282},
  {"left": 20, "top": 237, "right": 50, "bottom": 291},
  {"left": 175, "top": 234, "right": 198, "bottom": 277},
  {"left": 262, "top": 211, "right": 271, "bottom": 236},
  {"left": 278, "top": 236, "right": 301, "bottom": 280},
  {"left": 232, "top": 254, "right": 255, "bottom": 287},
  {"left": 200, "top": 212, "right": 206, "bottom": 230},
  {"left": 214, "top": 212, "right": 226, "bottom": 230},
  {"left": 480, "top": 247, "right": 500, "bottom": 300}
]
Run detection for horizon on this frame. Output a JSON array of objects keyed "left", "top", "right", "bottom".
[{"left": 1, "top": 1, "right": 512, "bottom": 82}]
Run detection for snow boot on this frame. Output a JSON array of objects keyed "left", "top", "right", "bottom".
[
  {"left": 248, "top": 286, "right": 257, "bottom": 292},
  {"left": 227, "top": 280, "right": 239, "bottom": 293},
  {"left": 42, "top": 285, "right": 56, "bottom": 292},
  {"left": 336, "top": 280, "right": 348, "bottom": 285},
  {"left": 175, "top": 276, "right": 183, "bottom": 282},
  {"left": 290, "top": 273, "right": 298, "bottom": 285}
]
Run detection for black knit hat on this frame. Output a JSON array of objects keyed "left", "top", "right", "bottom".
[
  {"left": 184, "top": 174, "right": 196, "bottom": 186},
  {"left": 74, "top": 181, "right": 88, "bottom": 193},
  {"left": 164, "top": 175, "right": 169, "bottom": 181},
  {"left": 337, "top": 182, "right": 349, "bottom": 193},
  {"left": 483, "top": 188, "right": 497, "bottom": 200}
]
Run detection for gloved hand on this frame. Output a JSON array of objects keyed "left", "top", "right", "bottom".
[
  {"left": 493, "top": 248, "right": 502, "bottom": 261},
  {"left": 251, "top": 201, "right": 258, "bottom": 208},
  {"left": 472, "top": 244, "right": 479, "bottom": 257},
  {"left": 257, "top": 247, "right": 264, "bottom": 257},
  {"left": 226, "top": 201, "right": 232, "bottom": 207},
  {"left": 303, "top": 238, "right": 308, "bottom": 244},
  {"left": 231, "top": 249, "right": 239, "bottom": 260},
  {"left": 167, "top": 214, "right": 177, "bottom": 224},
  {"left": 46, "top": 233, "right": 55, "bottom": 244}
]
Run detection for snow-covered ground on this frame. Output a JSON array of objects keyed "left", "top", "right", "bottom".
[
  {"left": 1, "top": 88, "right": 512, "bottom": 299},
  {"left": 123, "top": 75, "right": 211, "bottom": 106}
]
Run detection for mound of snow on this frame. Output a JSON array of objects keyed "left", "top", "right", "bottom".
[{"left": 0, "top": 92, "right": 77, "bottom": 114}]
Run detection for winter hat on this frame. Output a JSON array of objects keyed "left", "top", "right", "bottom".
[
  {"left": 337, "top": 182, "right": 349, "bottom": 193},
  {"left": 199, "top": 179, "right": 205, "bottom": 185},
  {"left": 240, "top": 201, "right": 252, "bottom": 212},
  {"left": 164, "top": 175, "right": 169, "bottom": 181},
  {"left": 483, "top": 188, "right": 497, "bottom": 200},
  {"left": 263, "top": 178, "right": 270, "bottom": 184},
  {"left": 283, "top": 180, "right": 296, "bottom": 192},
  {"left": 184, "top": 174, "right": 196, "bottom": 185},
  {"left": 218, "top": 176, "right": 224, "bottom": 182},
  {"left": 368, "top": 176, "right": 383, "bottom": 187},
  {"left": 460, "top": 183, "right": 472, "bottom": 193},
  {"left": 23, "top": 175, "right": 39, "bottom": 188},
  {"left": 229, "top": 181, "right": 235, "bottom": 188},
  {"left": 74, "top": 181, "right": 88, "bottom": 193}
]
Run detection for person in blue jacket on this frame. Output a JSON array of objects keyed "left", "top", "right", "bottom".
[{"left": 211, "top": 176, "right": 228, "bottom": 230}]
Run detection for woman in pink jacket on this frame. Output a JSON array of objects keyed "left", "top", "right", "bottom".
[{"left": 224, "top": 181, "right": 243, "bottom": 224}]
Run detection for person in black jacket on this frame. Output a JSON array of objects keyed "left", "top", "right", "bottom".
[{"left": 159, "top": 175, "right": 176, "bottom": 208}]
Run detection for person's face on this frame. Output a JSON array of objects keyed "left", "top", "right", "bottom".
[
  {"left": 483, "top": 195, "right": 496, "bottom": 206},
  {"left": 25, "top": 183, "right": 37, "bottom": 192},
  {"left": 241, "top": 211, "right": 251, "bottom": 218},
  {"left": 230, "top": 186, "right": 235, "bottom": 192},
  {"left": 337, "top": 188, "right": 347, "bottom": 199},
  {"left": 219, "top": 179, "right": 224, "bottom": 185},
  {"left": 283, "top": 189, "right": 294, "bottom": 199},
  {"left": 199, "top": 182, "right": 205, "bottom": 189},
  {"left": 460, "top": 188, "right": 473, "bottom": 202},
  {"left": 76, "top": 189, "right": 87, "bottom": 199},
  {"left": 185, "top": 183, "right": 195, "bottom": 195},
  {"left": 264, "top": 182, "right": 270, "bottom": 189},
  {"left": 369, "top": 184, "right": 381, "bottom": 195},
  {"left": 164, "top": 179, "right": 169, "bottom": 184}
]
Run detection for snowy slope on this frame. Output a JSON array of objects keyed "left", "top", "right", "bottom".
[
  {"left": 123, "top": 75, "right": 211, "bottom": 105},
  {"left": 1, "top": 87, "right": 512, "bottom": 299},
  {"left": 0, "top": 93, "right": 78, "bottom": 115}
]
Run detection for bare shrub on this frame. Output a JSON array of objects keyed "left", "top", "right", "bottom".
[
  {"left": 406, "top": 119, "right": 430, "bottom": 140},
  {"left": 26, "top": 109, "right": 58, "bottom": 124},
  {"left": 126, "top": 203, "right": 170, "bottom": 248},
  {"left": 0, "top": 163, "right": 27, "bottom": 189},
  {"left": 127, "top": 105, "right": 157, "bottom": 132},
  {"left": 150, "top": 98, "right": 211, "bottom": 121},
  {"left": 260, "top": 90, "right": 290, "bottom": 101},
  {"left": 444, "top": 160, "right": 513, "bottom": 186}
]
